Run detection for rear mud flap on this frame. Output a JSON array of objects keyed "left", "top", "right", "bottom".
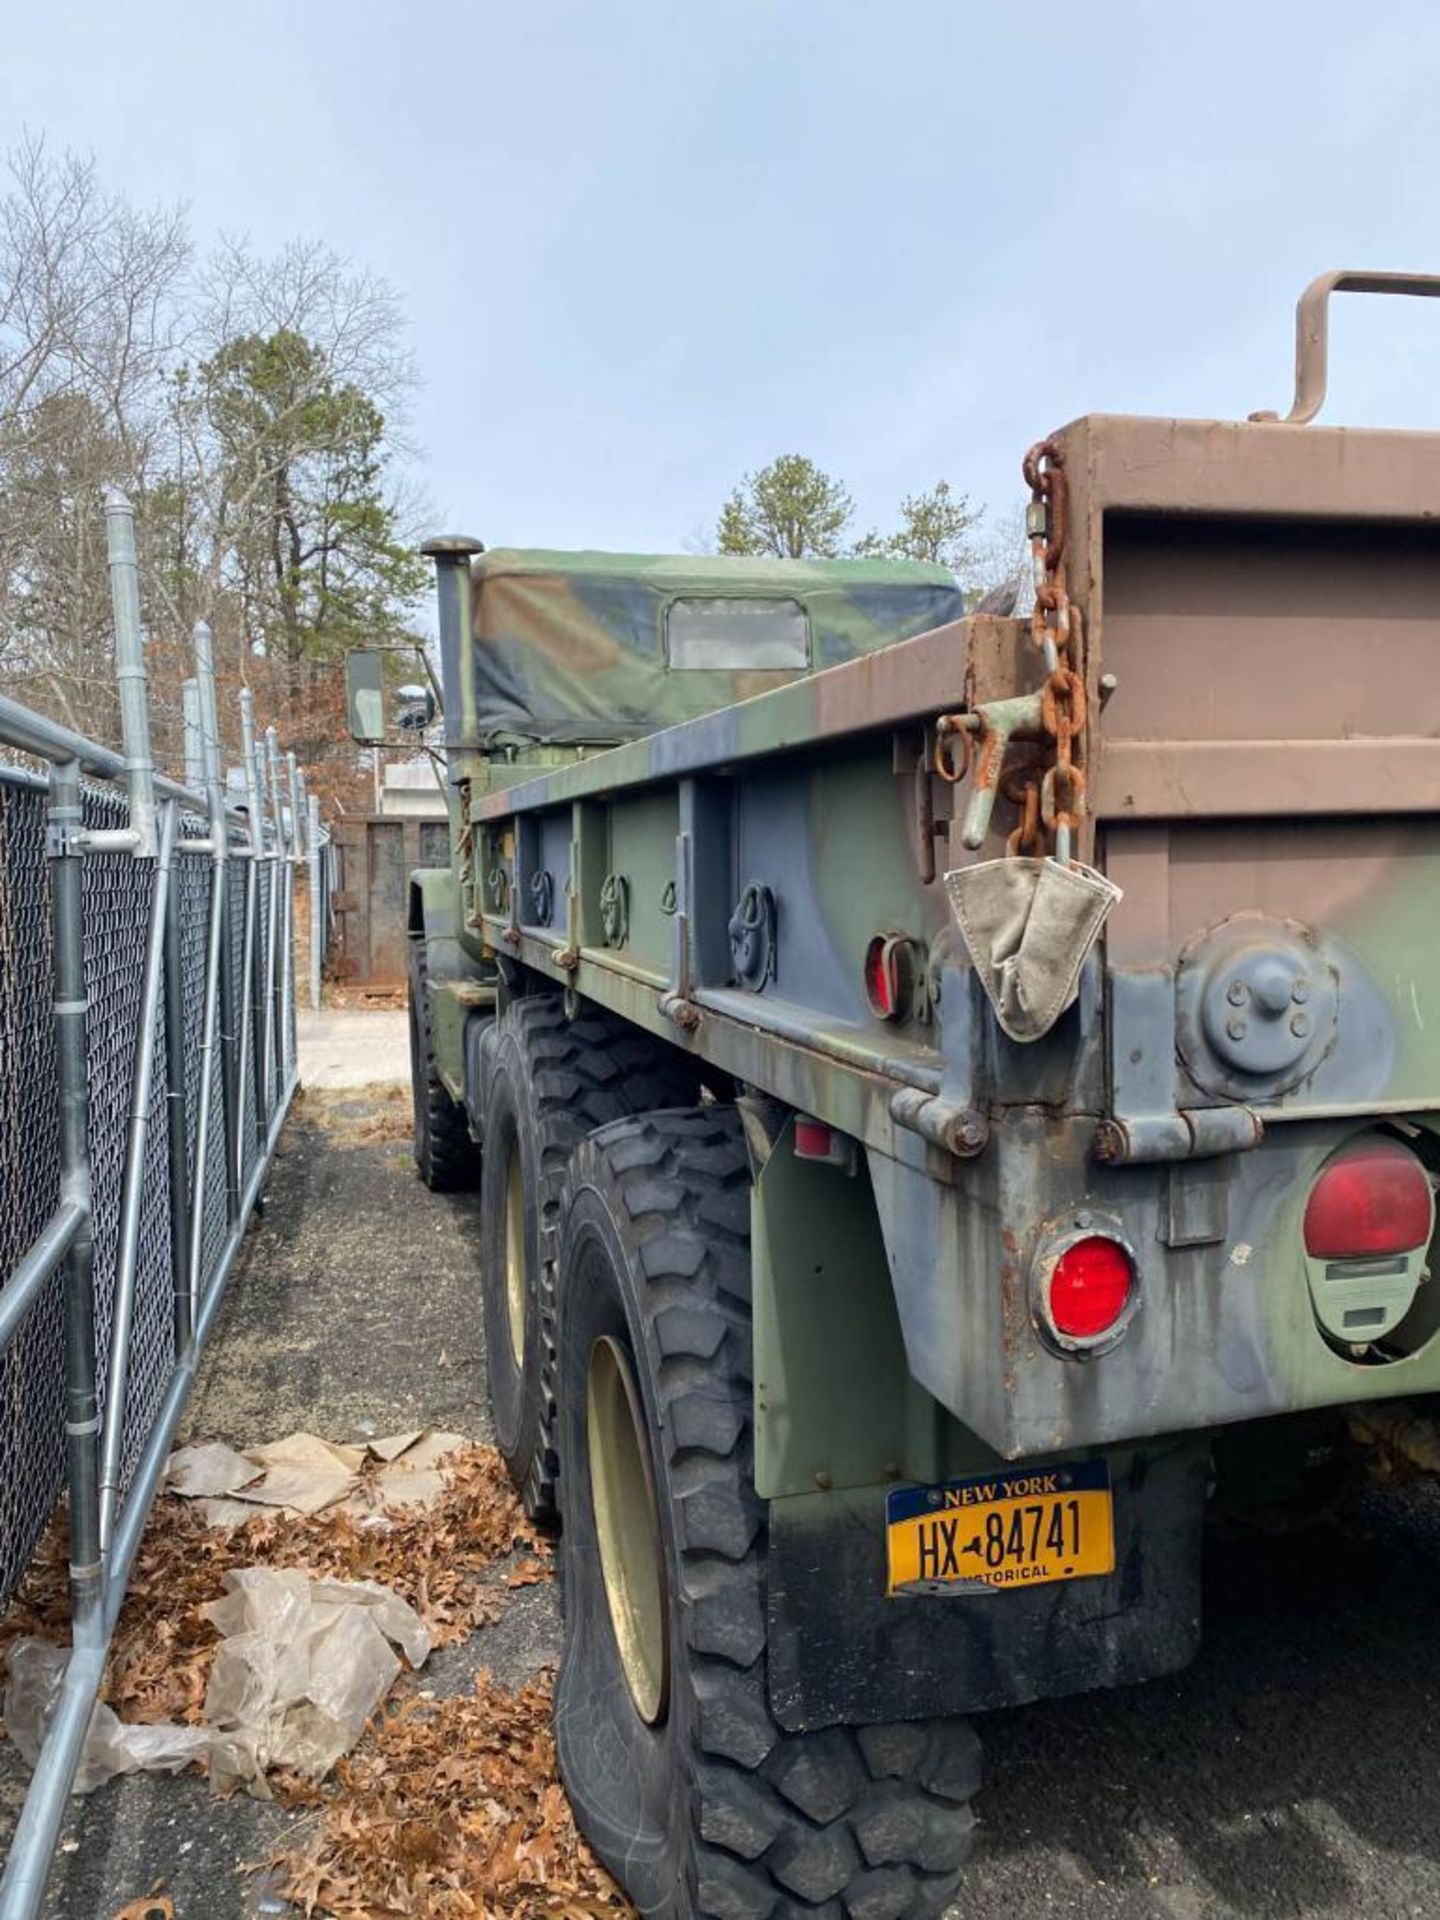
[{"left": 765, "top": 1437, "right": 1208, "bottom": 1731}]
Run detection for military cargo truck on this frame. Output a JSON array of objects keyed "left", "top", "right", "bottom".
[{"left": 349, "top": 273, "right": 1440, "bottom": 1920}]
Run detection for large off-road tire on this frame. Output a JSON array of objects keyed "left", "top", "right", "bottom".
[
  {"left": 554, "top": 1108, "right": 982, "bottom": 1920},
  {"left": 408, "top": 939, "right": 480, "bottom": 1192},
  {"left": 478, "top": 997, "right": 700, "bottom": 1522}
]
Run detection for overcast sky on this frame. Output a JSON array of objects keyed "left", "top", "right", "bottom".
[{"left": 4, "top": 0, "right": 1439, "bottom": 561}]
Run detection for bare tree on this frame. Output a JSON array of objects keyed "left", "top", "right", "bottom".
[
  {"left": 0, "top": 158, "right": 425, "bottom": 792},
  {"left": 164, "top": 239, "right": 422, "bottom": 656},
  {"left": 0, "top": 136, "right": 187, "bottom": 731},
  {"left": 967, "top": 500, "right": 1031, "bottom": 615}
]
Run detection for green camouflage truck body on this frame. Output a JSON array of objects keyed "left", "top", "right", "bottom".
[
  {"left": 426, "top": 414, "right": 1440, "bottom": 1471},
  {"left": 407, "top": 395, "right": 1440, "bottom": 1730}
]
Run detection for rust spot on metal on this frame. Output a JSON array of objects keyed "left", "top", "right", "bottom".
[
  {"left": 933, "top": 714, "right": 972, "bottom": 786},
  {"left": 1093, "top": 1120, "right": 1125, "bottom": 1165}
]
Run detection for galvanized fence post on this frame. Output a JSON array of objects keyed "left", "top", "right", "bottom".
[
  {"left": 181, "top": 679, "right": 204, "bottom": 790},
  {"left": 308, "top": 793, "right": 323, "bottom": 1010},
  {"left": 237, "top": 689, "right": 266, "bottom": 1165},
  {"left": 284, "top": 749, "right": 301, "bottom": 1074},
  {"left": 101, "top": 490, "right": 157, "bottom": 859},
  {"left": 263, "top": 727, "right": 285, "bottom": 1110},
  {"left": 94, "top": 497, "right": 174, "bottom": 1555},
  {"left": 163, "top": 811, "right": 193, "bottom": 1357},
  {"left": 187, "top": 622, "right": 234, "bottom": 1305},
  {"left": 49, "top": 757, "right": 103, "bottom": 1645}
]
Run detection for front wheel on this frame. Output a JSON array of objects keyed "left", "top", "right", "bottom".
[
  {"left": 408, "top": 939, "right": 479, "bottom": 1192},
  {"left": 554, "top": 1108, "right": 982, "bottom": 1920}
]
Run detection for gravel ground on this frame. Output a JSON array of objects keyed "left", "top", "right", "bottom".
[{"left": 5, "top": 1084, "right": 1440, "bottom": 1919}]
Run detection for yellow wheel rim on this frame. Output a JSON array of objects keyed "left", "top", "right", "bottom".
[
  {"left": 587, "top": 1335, "right": 669, "bottom": 1723},
  {"left": 503, "top": 1147, "right": 526, "bottom": 1371}
]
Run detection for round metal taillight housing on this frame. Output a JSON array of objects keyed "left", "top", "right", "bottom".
[{"left": 1030, "top": 1213, "right": 1141, "bottom": 1357}]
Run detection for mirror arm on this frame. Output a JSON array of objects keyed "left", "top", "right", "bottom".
[{"left": 418, "top": 648, "right": 444, "bottom": 714}]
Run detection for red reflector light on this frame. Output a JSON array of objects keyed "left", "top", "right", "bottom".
[
  {"left": 1303, "top": 1139, "right": 1434, "bottom": 1260},
  {"left": 794, "top": 1118, "right": 834, "bottom": 1160},
  {"left": 1048, "top": 1236, "right": 1134, "bottom": 1341},
  {"left": 864, "top": 937, "right": 896, "bottom": 1018}
]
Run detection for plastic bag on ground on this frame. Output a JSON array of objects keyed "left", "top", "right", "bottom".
[
  {"left": 201, "top": 1566, "right": 430, "bottom": 1797},
  {"left": 167, "top": 1428, "right": 470, "bottom": 1527},
  {"left": 3, "top": 1639, "right": 209, "bottom": 1794},
  {"left": 3, "top": 1567, "right": 429, "bottom": 1798}
]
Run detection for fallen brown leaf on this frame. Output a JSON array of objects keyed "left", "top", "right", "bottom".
[
  {"left": 0, "top": 1445, "right": 550, "bottom": 1727},
  {"left": 270, "top": 1673, "right": 634, "bottom": 1918},
  {"left": 1, "top": 1443, "right": 610, "bottom": 1918}
]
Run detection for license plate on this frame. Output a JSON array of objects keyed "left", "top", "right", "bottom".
[{"left": 886, "top": 1461, "right": 1115, "bottom": 1595}]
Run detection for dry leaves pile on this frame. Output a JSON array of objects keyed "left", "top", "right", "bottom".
[
  {"left": 300, "top": 1084, "right": 414, "bottom": 1148},
  {"left": 274, "top": 1676, "right": 631, "bottom": 1918},
  {"left": 1, "top": 1445, "right": 545, "bottom": 1727},
  {"left": 319, "top": 984, "right": 407, "bottom": 1013},
  {"left": 1, "top": 1446, "right": 628, "bottom": 1918}
]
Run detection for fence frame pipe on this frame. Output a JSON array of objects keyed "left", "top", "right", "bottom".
[
  {"left": 307, "top": 793, "right": 323, "bottom": 1010},
  {"left": 164, "top": 809, "right": 195, "bottom": 1358},
  {"left": 0, "top": 601, "right": 317, "bottom": 1918},
  {"left": 92, "top": 520, "right": 169, "bottom": 1556},
  {"left": 236, "top": 689, "right": 266, "bottom": 1157},
  {"left": 263, "top": 727, "right": 285, "bottom": 1107},
  {"left": 186, "top": 621, "right": 235, "bottom": 1303},
  {"left": 283, "top": 749, "right": 301, "bottom": 1069},
  {"left": 0, "top": 1083, "right": 296, "bottom": 1920},
  {"left": 98, "top": 490, "right": 157, "bottom": 858},
  {"left": 96, "top": 792, "right": 176, "bottom": 1551},
  {"left": 192, "top": 625, "right": 241, "bottom": 1230},
  {"left": 0, "top": 1202, "right": 85, "bottom": 1355}
]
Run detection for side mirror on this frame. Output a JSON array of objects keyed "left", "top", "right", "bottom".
[
  {"left": 345, "top": 650, "right": 388, "bottom": 744},
  {"left": 394, "top": 683, "right": 437, "bottom": 735},
  {"left": 346, "top": 651, "right": 441, "bottom": 744}
]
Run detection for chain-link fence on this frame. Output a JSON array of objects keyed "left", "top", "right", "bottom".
[{"left": 0, "top": 495, "right": 324, "bottom": 1920}]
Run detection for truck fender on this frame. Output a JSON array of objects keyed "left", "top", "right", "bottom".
[
  {"left": 408, "top": 868, "right": 464, "bottom": 983},
  {"left": 408, "top": 869, "right": 495, "bottom": 1119}
]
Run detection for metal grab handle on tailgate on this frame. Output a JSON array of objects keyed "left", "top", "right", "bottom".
[{"left": 1250, "top": 270, "right": 1440, "bottom": 425}]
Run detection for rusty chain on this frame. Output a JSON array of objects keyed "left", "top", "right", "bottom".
[{"left": 1019, "top": 436, "right": 1085, "bottom": 863}]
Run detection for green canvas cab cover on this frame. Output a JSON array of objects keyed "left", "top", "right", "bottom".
[{"left": 467, "top": 548, "right": 965, "bottom": 745}]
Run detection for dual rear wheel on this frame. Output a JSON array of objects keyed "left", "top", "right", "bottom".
[
  {"left": 473, "top": 996, "right": 982, "bottom": 1920},
  {"left": 476, "top": 995, "right": 702, "bottom": 1519}
]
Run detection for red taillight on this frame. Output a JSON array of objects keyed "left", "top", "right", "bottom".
[
  {"left": 1303, "top": 1139, "right": 1433, "bottom": 1260},
  {"left": 1048, "top": 1236, "right": 1135, "bottom": 1340}
]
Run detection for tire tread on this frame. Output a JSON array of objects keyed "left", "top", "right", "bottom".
[
  {"left": 500, "top": 996, "right": 698, "bottom": 1518},
  {"left": 565, "top": 1109, "right": 980, "bottom": 1920}
]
